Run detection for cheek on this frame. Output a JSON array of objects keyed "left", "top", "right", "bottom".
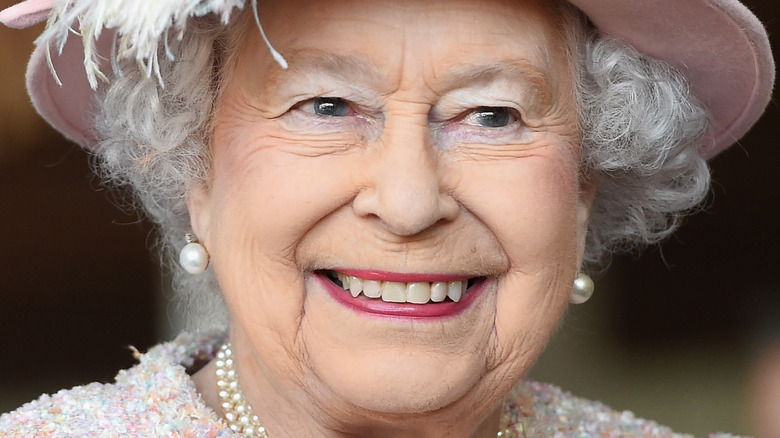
[
  {"left": 210, "top": 120, "right": 362, "bottom": 247},
  {"left": 455, "top": 153, "right": 580, "bottom": 267},
  {"left": 453, "top": 148, "right": 580, "bottom": 370},
  {"left": 204, "top": 119, "right": 366, "bottom": 349}
]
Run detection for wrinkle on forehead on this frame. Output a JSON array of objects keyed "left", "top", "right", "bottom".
[
  {"left": 257, "top": 51, "right": 556, "bottom": 108},
  {"left": 261, "top": 51, "right": 390, "bottom": 96},
  {"left": 221, "top": 0, "right": 579, "bottom": 124}
]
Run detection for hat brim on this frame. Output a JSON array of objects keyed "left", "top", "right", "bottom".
[
  {"left": 570, "top": 0, "right": 775, "bottom": 157},
  {"left": 14, "top": 0, "right": 777, "bottom": 157}
]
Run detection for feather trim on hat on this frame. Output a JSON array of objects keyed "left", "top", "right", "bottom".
[{"left": 37, "top": 0, "right": 247, "bottom": 89}]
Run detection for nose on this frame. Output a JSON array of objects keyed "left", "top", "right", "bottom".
[{"left": 353, "top": 117, "right": 459, "bottom": 237}]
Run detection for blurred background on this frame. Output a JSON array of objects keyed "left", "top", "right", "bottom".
[{"left": 0, "top": 0, "right": 778, "bottom": 436}]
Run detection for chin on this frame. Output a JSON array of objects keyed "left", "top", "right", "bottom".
[
  {"left": 319, "top": 350, "right": 485, "bottom": 414},
  {"left": 298, "top": 272, "right": 501, "bottom": 415}
]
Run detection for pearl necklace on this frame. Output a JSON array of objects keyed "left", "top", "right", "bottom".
[
  {"left": 215, "top": 342, "right": 523, "bottom": 437},
  {"left": 215, "top": 343, "right": 268, "bottom": 437}
]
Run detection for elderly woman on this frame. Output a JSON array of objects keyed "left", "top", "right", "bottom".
[{"left": 0, "top": 0, "right": 774, "bottom": 436}]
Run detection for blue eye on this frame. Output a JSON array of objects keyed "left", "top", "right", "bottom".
[
  {"left": 465, "top": 107, "right": 514, "bottom": 128},
  {"left": 312, "top": 97, "right": 350, "bottom": 117}
]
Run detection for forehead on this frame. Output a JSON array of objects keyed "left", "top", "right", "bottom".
[{"left": 224, "top": 0, "right": 576, "bottom": 101}]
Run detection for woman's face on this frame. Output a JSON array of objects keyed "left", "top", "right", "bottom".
[{"left": 190, "top": 0, "right": 593, "bottom": 432}]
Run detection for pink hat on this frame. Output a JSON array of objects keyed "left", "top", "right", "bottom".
[{"left": 0, "top": 0, "right": 775, "bottom": 158}]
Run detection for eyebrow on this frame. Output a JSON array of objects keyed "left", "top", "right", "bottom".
[
  {"left": 262, "top": 52, "right": 555, "bottom": 109},
  {"left": 437, "top": 61, "right": 554, "bottom": 108},
  {"left": 264, "top": 50, "right": 387, "bottom": 94}
]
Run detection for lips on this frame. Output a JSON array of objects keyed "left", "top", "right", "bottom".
[{"left": 315, "top": 270, "right": 487, "bottom": 319}]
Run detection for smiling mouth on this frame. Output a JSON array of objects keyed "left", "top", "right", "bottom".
[{"left": 323, "top": 270, "right": 483, "bottom": 305}]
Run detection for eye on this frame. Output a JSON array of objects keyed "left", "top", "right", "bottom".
[
  {"left": 462, "top": 106, "right": 517, "bottom": 128},
  {"left": 307, "top": 97, "right": 351, "bottom": 117}
]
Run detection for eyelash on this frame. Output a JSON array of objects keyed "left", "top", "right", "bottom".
[
  {"left": 456, "top": 106, "right": 523, "bottom": 129},
  {"left": 294, "top": 97, "right": 356, "bottom": 117},
  {"left": 287, "top": 96, "right": 528, "bottom": 146},
  {"left": 294, "top": 97, "right": 523, "bottom": 126}
]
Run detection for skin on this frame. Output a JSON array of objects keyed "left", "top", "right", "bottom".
[{"left": 189, "top": 0, "right": 597, "bottom": 436}]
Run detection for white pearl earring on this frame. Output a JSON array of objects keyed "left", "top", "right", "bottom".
[
  {"left": 569, "top": 273, "right": 594, "bottom": 304},
  {"left": 179, "top": 233, "right": 209, "bottom": 274}
]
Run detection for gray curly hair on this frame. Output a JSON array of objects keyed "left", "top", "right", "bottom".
[{"left": 93, "top": 4, "right": 710, "bottom": 330}]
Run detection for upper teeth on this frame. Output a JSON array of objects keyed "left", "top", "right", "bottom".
[{"left": 335, "top": 272, "right": 468, "bottom": 304}]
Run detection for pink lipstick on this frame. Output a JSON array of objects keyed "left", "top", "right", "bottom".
[{"left": 314, "top": 270, "right": 487, "bottom": 319}]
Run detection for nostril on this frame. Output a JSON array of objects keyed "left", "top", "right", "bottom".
[
  {"left": 437, "top": 194, "right": 461, "bottom": 221},
  {"left": 351, "top": 144, "right": 458, "bottom": 236},
  {"left": 353, "top": 190, "right": 459, "bottom": 237}
]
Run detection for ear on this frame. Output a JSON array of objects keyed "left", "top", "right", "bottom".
[
  {"left": 187, "top": 183, "right": 212, "bottom": 245},
  {"left": 575, "top": 170, "right": 599, "bottom": 268}
]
